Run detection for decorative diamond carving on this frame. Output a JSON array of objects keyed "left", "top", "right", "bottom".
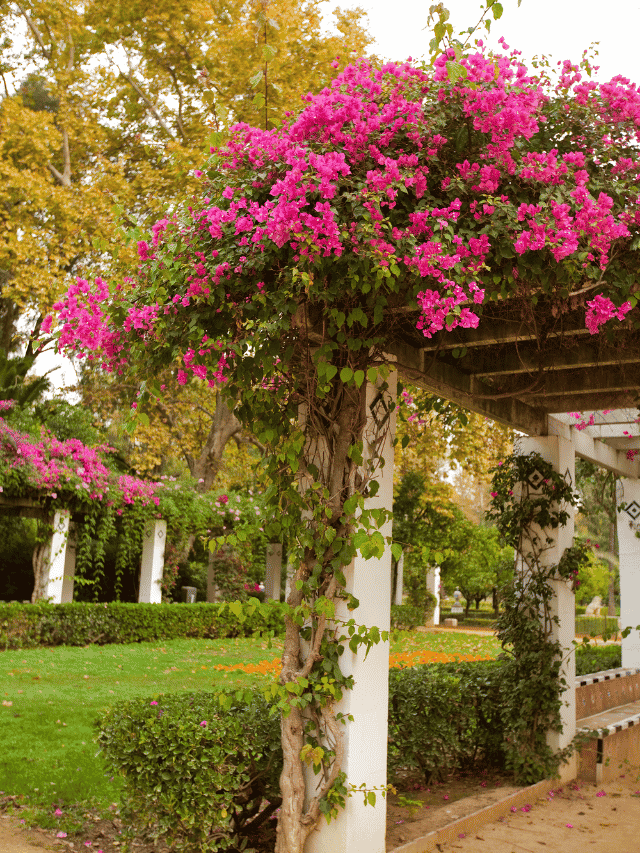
[
  {"left": 563, "top": 467, "right": 572, "bottom": 487},
  {"left": 369, "top": 391, "right": 390, "bottom": 430},
  {"left": 624, "top": 500, "right": 640, "bottom": 521},
  {"left": 527, "top": 469, "right": 545, "bottom": 490}
]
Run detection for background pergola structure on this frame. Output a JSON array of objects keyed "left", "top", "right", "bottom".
[
  {"left": 390, "top": 299, "right": 640, "bottom": 771},
  {"left": 306, "top": 303, "right": 640, "bottom": 853}
]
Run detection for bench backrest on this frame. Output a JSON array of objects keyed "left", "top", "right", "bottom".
[{"left": 575, "top": 668, "right": 640, "bottom": 719}]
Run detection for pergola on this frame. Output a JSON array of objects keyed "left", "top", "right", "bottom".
[{"left": 307, "top": 303, "right": 640, "bottom": 853}]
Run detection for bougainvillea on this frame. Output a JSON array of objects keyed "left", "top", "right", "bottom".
[{"left": 47, "top": 41, "right": 640, "bottom": 853}]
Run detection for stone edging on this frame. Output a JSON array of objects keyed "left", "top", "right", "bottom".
[{"left": 389, "top": 777, "right": 559, "bottom": 853}]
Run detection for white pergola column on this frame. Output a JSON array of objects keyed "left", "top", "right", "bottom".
[
  {"left": 306, "top": 374, "right": 396, "bottom": 853},
  {"left": 617, "top": 478, "right": 640, "bottom": 668},
  {"left": 265, "top": 543, "right": 282, "bottom": 601},
  {"left": 426, "top": 565, "right": 441, "bottom": 626},
  {"left": 517, "top": 436, "right": 577, "bottom": 781},
  {"left": 41, "top": 510, "right": 70, "bottom": 603},
  {"left": 61, "top": 523, "right": 76, "bottom": 603},
  {"left": 139, "top": 519, "right": 166, "bottom": 603},
  {"left": 393, "top": 552, "right": 404, "bottom": 605}
]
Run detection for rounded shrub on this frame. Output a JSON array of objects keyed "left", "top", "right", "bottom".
[{"left": 95, "top": 689, "right": 282, "bottom": 852}]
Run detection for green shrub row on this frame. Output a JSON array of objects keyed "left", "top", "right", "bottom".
[
  {"left": 390, "top": 604, "right": 431, "bottom": 631},
  {"left": 575, "top": 642, "right": 621, "bottom": 676},
  {"left": 575, "top": 615, "right": 619, "bottom": 637},
  {"left": 0, "top": 601, "right": 286, "bottom": 649}
]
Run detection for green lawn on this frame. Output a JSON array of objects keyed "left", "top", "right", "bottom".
[{"left": 0, "top": 629, "right": 501, "bottom": 821}]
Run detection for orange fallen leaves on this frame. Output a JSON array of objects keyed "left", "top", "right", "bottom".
[{"left": 212, "top": 650, "right": 493, "bottom": 677}]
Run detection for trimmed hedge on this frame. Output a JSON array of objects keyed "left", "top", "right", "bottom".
[
  {"left": 575, "top": 615, "right": 619, "bottom": 637},
  {"left": 575, "top": 642, "right": 621, "bottom": 676},
  {"left": 388, "top": 660, "right": 507, "bottom": 783},
  {"left": 96, "top": 689, "right": 282, "bottom": 852},
  {"left": 0, "top": 601, "right": 286, "bottom": 649}
]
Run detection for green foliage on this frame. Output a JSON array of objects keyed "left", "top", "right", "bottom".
[
  {"left": 575, "top": 615, "right": 620, "bottom": 637},
  {"left": 388, "top": 660, "right": 508, "bottom": 784},
  {"left": 390, "top": 598, "right": 436, "bottom": 631},
  {"left": 575, "top": 642, "right": 621, "bottom": 675},
  {"left": 0, "top": 601, "right": 286, "bottom": 649},
  {"left": 95, "top": 689, "right": 283, "bottom": 852}
]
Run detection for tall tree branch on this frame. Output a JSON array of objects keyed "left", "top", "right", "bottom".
[{"left": 14, "top": 2, "right": 51, "bottom": 59}]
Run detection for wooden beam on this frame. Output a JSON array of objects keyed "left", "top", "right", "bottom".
[
  {"left": 454, "top": 341, "right": 640, "bottom": 378},
  {"left": 417, "top": 314, "right": 590, "bottom": 352},
  {"left": 392, "top": 339, "right": 548, "bottom": 435},
  {"left": 549, "top": 416, "right": 640, "bottom": 478}
]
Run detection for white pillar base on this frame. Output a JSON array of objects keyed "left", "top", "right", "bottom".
[
  {"left": 426, "top": 565, "right": 441, "bottom": 626},
  {"left": 139, "top": 519, "right": 166, "bottom": 603},
  {"left": 517, "top": 436, "right": 576, "bottom": 755},
  {"left": 61, "top": 523, "right": 76, "bottom": 603},
  {"left": 617, "top": 478, "right": 640, "bottom": 669},
  {"left": 41, "top": 510, "right": 71, "bottom": 603},
  {"left": 393, "top": 553, "right": 404, "bottom": 606},
  {"left": 265, "top": 543, "right": 282, "bottom": 601}
]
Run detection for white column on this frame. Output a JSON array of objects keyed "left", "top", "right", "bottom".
[
  {"left": 517, "top": 436, "right": 576, "bottom": 780},
  {"left": 139, "top": 519, "right": 166, "bottom": 603},
  {"left": 426, "top": 565, "right": 441, "bottom": 626},
  {"left": 265, "top": 543, "right": 282, "bottom": 601},
  {"left": 41, "top": 510, "right": 70, "bottom": 603},
  {"left": 61, "top": 523, "right": 76, "bottom": 603},
  {"left": 616, "top": 478, "right": 640, "bottom": 668},
  {"left": 306, "top": 373, "right": 396, "bottom": 853},
  {"left": 393, "top": 552, "right": 404, "bottom": 606}
]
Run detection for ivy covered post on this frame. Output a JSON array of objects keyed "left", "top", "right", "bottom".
[
  {"left": 616, "top": 478, "right": 640, "bottom": 668},
  {"left": 138, "top": 519, "right": 166, "bottom": 604},
  {"left": 489, "top": 437, "right": 581, "bottom": 783}
]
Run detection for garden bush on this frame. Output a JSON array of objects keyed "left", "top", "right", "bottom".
[
  {"left": 388, "top": 660, "right": 507, "bottom": 783},
  {"left": 390, "top": 601, "right": 435, "bottom": 631},
  {"left": 575, "top": 643, "right": 621, "bottom": 676},
  {"left": 95, "top": 689, "right": 282, "bottom": 852},
  {"left": 0, "top": 600, "right": 285, "bottom": 649},
  {"left": 575, "top": 615, "right": 619, "bottom": 637}
]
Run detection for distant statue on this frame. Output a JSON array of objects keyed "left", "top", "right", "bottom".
[
  {"left": 451, "top": 587, "right": 464, "bottom": 613},
  {"left": 585, "top": 595, "right": 603, "bottom": 617}
]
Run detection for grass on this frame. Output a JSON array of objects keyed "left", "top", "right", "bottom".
[{"left": 0, "top": 629, "right": 502, "bottom": 830}]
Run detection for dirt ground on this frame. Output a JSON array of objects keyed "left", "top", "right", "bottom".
[{"left": 2, "top": 771, "right": 640, "bottom": 853}]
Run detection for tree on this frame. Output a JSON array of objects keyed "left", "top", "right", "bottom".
[
  {"left": 443, "top": 522, "right": 511, "bottom": 615},
  {"left": 575, "top": 459, "right": 620, "bottom": 613},
  {"left": 0, "top": 0, "right": 372, "bottom": 329},
  {"left": 50, "top": 38, "right": 640, "bottom": 851}
]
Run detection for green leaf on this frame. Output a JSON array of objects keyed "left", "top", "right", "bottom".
[
  {"left": 492, "top": 2, "right": 503, "bottom": 19},
  {"left": 250, "top": 70, "right": 264, "bottom": 88},
  {"left": 340, "top": 367, "right": 354, "bottom": 384},
  {"left": 354, "top": 370, "right": 365, "bottom": 388},
  {"left": 261, "top": 44, "right": 277, "bottom": 61},
  {"left": 446, "top": 61, "right": 467, "bottom": 83}
]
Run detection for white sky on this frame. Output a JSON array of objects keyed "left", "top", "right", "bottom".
[
  {"left": 42, "top": 0, "right": 640, "bottom": 393},
  {"left": 325, "top": 0, "right": 640, "bottom": 85}
]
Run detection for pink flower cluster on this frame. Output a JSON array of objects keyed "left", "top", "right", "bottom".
[
  {"left": 48, "top": 47, "right": 640, "bottom": 385},
  {"left": 0, "top": 417, "right": 160, "bottom": 508}
]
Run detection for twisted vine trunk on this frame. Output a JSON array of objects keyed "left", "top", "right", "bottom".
[{"left": 274, "top": 384, "right": 364, "bottom": 853}]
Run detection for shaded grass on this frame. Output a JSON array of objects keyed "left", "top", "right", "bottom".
[{"left": 0, "top": 629, "right": 501, "bottom": 822}]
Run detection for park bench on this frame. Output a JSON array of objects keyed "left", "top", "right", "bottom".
[{"left": 576, "top": 666, "right": 640, "bottom": 784}]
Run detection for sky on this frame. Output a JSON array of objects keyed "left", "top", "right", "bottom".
[
  {"left": 41, "top": 0, "right": 640, "bottom": 392},
  {"left": 324, "top": 0, "right": 640, "bottom": 85}
]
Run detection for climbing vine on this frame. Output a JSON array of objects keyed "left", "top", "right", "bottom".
[{"left": 487, "top": 450, "right": 591, "bottom": 782}]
